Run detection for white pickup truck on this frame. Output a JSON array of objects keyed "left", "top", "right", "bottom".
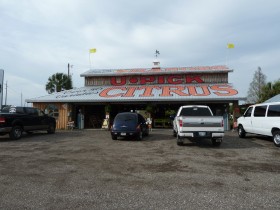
[
  {"left": 237, "top": 102, "right": 280, "bottom": 147},
  {"left": 173, "top": 105, "right": 224, "bottom": 146}
]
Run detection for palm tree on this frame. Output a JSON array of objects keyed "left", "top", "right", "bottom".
[{"left": 46, "top": 73, "right": 73, "bottom": 94}]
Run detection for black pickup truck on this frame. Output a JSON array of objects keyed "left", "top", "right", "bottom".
[{"left": 0, "top": 106, "right": 56, "bottom": 140}]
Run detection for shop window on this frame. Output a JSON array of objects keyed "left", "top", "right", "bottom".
[{"left": 45, "top": 104, "right": 59, "bottom": 118}]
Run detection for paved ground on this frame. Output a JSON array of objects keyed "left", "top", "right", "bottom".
[{"left": 0, "top": 129, "right": 279, "bottom": 210}]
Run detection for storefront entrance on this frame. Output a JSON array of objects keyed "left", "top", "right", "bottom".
[{"left": 72, "top": 102, "right": 229, "bottom": 130}]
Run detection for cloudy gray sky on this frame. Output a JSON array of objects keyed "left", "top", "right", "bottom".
[{"left": 1, "top": 0, "right": 279, "bottom": 106}]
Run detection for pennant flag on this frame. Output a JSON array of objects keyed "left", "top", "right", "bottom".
[
  {"left": 227, "top": 43, "right": 235, "bottom": 49},
  {"left": 89, "top": 48, "right": 97, "bottom": 53}
]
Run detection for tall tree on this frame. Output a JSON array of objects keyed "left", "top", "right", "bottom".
[
  {"left": 247, "top": 67, "right": 267, "bottom": 104},
  {"left": 46, "top": 73, "right": 73, "bottom": 94}
]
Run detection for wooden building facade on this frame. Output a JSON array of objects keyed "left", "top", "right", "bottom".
[{"left": 27, "top": 65, "right": 245, "bottom": 130}]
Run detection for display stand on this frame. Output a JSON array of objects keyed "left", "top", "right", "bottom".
[{"left": 102, "top": 118, "right": 109, "bottom": 129}]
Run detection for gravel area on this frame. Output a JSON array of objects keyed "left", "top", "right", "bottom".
[{"left": 0, "top": 129, "right": 279, "bottom": 210}]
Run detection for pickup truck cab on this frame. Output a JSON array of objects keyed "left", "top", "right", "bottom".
[
  {"left": 237, "top": 102, "right": 280, "bottom": 147},
  {"left": 0, "top": 106, "right": 56, "bottom": 140},
  {"left": 173, "top": 105, "right": 224, "bottom": 146}
]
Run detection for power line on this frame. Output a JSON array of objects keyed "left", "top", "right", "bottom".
[{"left": 4, "top": 81, "right": 24, "bottom": 106}]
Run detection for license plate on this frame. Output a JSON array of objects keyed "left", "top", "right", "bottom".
[
  {"left": 199, "top": 132, "right": 206, "bottom": 136},
  {"left": 121, "top": 133, "right": 126, "bottom": 136}
]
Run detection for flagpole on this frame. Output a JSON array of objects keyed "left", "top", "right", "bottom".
[
  {"left": 89, "top": 48, "right": 96, "bottom": 69},
  {"left": 226, "top": 43, "right": 234, "bottom": 67},
  {"left": 89, "top": 52, "right": 92, "bottom": 69},
  {"left": 226, "top": 46, "right": 229, "bottom": 66}
]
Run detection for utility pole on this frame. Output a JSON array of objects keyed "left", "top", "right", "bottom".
[
  {"left": 68, "top": 63, "right": 73, "bottom": 77},
  {"left": 258, "top": 67, "right": 261, "bottom": 100},
  {"left": 5, "top": 81, "right": 7, "bottom": 106}
]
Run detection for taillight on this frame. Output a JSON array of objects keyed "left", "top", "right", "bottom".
[
  {"left": 136, "top": 124, "right": 141, "bottom": 131},
  {"left": 0, "top": 117, "right": 6, "bottom": 123},
  {"left": 179, "top": 119, "right": 183, "bottom": 127},
  {"left": 221, "top": 119, "right": 224, "bottom": 127}
]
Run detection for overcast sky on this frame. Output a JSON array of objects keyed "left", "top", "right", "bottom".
[{"left": 1, "top": 0, "right": 280, "bottom": 106}]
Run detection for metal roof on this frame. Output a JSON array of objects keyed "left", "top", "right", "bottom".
[
  {"left": 80, "top": 65, "right": 233, "bottom": 77},
  {"left": 264, "top": 94, "right": 280, "bottom": 103},
  {"left": 26, "top": 84, "right": 246, "bottom": 103}
]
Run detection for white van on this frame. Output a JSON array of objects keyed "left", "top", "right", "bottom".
[{"left": 237, "top": 102, "right": 280, "bottom": 147}]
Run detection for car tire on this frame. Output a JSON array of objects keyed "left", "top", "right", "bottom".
[
  {"left": 272, "top": 131, "right": 280, "bottom": 147},
  {"left": 145, "top": 129, "right": 149, "bottom": 136},
  {"left": 177, "top": 134, "right": 183, "bottom": 146},
  {"left": 47, "top": 123, "right": 56, "bottom": 134},
  {"left": 112, "top": 135, "right": 117, "bottom": 140},
  {"left": 238, "top": 125, "right": 246, "bottom": 138},
  {"left": 212, "top": 138, "right": 222, "bottom": 147},
  {"left": 137, "top": 131, "right": 143, "bottom": 141},
  {"left": 9, "top": 126, "right": 23, "bottom": 140},
  {"left": 173, "top": 130, "right": 177, "bottom": 137}
]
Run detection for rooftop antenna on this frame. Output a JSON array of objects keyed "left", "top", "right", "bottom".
[{"left": 153, "top": 50, "right": 160, "bottom": 68}]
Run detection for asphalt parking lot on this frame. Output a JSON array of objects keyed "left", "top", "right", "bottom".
[{"left": 0, "top": 129, "right": 279, "bottom": 210}]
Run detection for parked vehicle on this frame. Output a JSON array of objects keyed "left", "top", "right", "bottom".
[
  {"left": 173, "top": 105, "right": 224, "bottom": 146},
  {"left": 111, "top": 112, "right": 149, "bottom": 140},
  {"left": 237, "top": 102, "right": 280, "bottom": 147},
  {"left": 0, "top": 106, "right": 56, "bottom": 140}
]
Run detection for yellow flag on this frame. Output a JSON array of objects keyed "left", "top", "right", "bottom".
[
  {"left": 89, "top": 48, "right": 96, "bottom": 53},
  {"left": 227, "top": 43, "right": 234, "bottom": 49}
]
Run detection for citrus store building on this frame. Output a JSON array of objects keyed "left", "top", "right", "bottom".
[{"left": 26, "top": 64, "right": 245, "bottom": 130}]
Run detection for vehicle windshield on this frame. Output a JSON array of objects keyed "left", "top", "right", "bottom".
[
  {"left": 114, "top": 114, "right": 137, "bottom": 122},
  {"left": 180, "top": 107, "right": 212, "bottom": 116}
]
